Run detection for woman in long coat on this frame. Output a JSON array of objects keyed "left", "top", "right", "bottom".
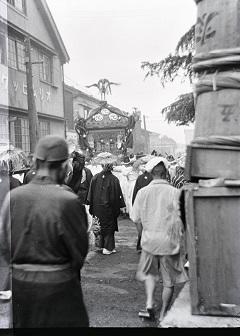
[{"left": 87, "top": 163, "right": 125, "bottom": 255}]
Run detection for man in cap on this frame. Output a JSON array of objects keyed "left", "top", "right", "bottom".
[
  {"left": 131, "top": 156, "right": 188, "bottom": 326},
  {"left": 0, "top": 135, "right": 89, "bottom": 328}
]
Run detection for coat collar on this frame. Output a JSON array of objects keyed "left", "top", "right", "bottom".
[{"left": 150, "top": 179, "right": 169, "bottom": 185}]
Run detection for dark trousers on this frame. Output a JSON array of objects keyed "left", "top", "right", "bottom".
[
  {"left": 100, "top": 232, "right": 115, "bottom": 251},
  {"left": 12, "top": 277, "right": 89, "bottom": 328},
  {"left": 136, "top": 232, "right": 142, "bottom": 251}
]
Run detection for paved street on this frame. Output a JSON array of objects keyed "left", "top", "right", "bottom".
[{"left": 82, "top": 217, "right": 183, "bottom": 328}]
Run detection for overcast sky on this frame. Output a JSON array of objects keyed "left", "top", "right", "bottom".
[{"left": 47, "top": 0, "right": 197, "bottom": 144}]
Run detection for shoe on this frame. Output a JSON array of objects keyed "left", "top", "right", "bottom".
[
  {"left": 138, "top": 308, "right": 155, "bottom": 321},
  {"left": 102, "top": 248, "right": 112, "bottom": 255}
]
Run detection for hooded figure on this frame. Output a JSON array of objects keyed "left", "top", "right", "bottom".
[
  {"left": 67, "top": 151, "right": 93, "bottom": 204},
  {"left": 86, "top": 163, "right": 126, "bottom": 255}
]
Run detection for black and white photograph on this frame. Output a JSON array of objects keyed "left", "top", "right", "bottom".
[{"left": 0, "top": 0, "right": 240, "bottom": 330}]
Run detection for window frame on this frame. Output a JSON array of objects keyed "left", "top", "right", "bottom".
[
  {"left": 39, "top": 51, "right": 52, "bottom": 84},
  {"left": 8, "top": 37, "right": 26, "bottom": 72},
  {"left": 39, "top": 119, "right": 50, "bottom": 138},
  {"left": 0, "top": 32, "right": 7, "bottom": 66},
  {"left": 7, "top": 0, "right": 26, "bottom": 14}
]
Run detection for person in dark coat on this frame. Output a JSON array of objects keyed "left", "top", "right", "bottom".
[
  {"left": 67, "top": 151, "right": 93, "bottom": 205},
  {"left": 0, "top": 162, "right": 21, "bottom": 211},
  {"left": 87, "top": 163, "right": 126, "bottom": 255},
  {"left": 132, "top": 170, "right": 153, "bottom": 252},
  {"left": 0, "top": 135, "right": 89, "bottom": 328}
]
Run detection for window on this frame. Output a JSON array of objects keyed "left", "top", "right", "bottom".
[
  {"left": 8, "top": 37, "right": 26, "bottom": 71},
  {"left": 39, "top": 120, "right": 50, "bottom": 138},
  {"left": 9, "top": 117, "right": 30, "bottom": 153},
  {"left": 0, "top": 33, "right": 7, "bottom": 65},
  {"left": 16, "top": 41, "right": 26, "bottom": 71},
  {"left": 0, "top": 114, "right": 9, "bottom": 142},
  {"left": 7, "top": 0, "right": 25, "bottom": 13},
  {"left": 39, "top": 53, "right": 52, "bottom": 83},
  {"left": 8, "top": 38, "right": 17, "bottom": 69},
  {"left": 21, "top": 118, "right": 30, "bottom": 153}
]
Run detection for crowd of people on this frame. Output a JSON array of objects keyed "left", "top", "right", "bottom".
[{"left": 0, "top": 136, "right": 189, "bottom": 328}]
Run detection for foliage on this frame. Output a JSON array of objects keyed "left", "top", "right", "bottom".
[
  {"left": 161, "top": 92, "right": 195, "bottom": 126},
  {"left": 141, "top": 25, "right": 195, "bottom": 125}
]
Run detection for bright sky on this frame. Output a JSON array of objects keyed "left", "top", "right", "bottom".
[{"left": 47, "top": 0, "right": 197, "bottom": 144}]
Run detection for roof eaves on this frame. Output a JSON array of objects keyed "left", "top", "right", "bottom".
[{"left": 38, "top": 0, "right": 70, "bottom": 64}]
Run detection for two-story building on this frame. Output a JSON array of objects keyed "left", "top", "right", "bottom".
[{"left": 0, "top": 0, "right": 69, "bottom": 152}]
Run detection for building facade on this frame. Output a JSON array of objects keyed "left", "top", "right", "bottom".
[
  {"left": 148, "top": 132, "right": 177, "bottom": 156},
  {"left": 64, "top": 84, "right": 101, "bottom": 147},
  {"left": 0, "top": 0, "right": 69, "bottom": 152}
]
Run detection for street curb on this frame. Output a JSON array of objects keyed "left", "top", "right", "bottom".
[{"left": 161, "top": 282, "right": 240, "bottom": 328}]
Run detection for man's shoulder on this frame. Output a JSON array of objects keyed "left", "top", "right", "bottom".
[{"left": 11, "top": 182, "right": 78, "bottom": 200}]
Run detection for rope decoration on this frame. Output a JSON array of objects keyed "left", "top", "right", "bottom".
[
  {"left": 194, "top": 70, "right": 240, "bottom": 97},
  {"left": 193, "top": 48, "right": 240, "bottom": 72}
]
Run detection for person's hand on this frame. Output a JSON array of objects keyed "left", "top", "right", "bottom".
[{"left": 121, "top": 207, "right": 126, "bottom": 213}]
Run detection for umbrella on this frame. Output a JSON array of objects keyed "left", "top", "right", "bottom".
[
  {"left": 0, "top": 146, "right": 29, "bottom": 173},
  {"left": 91, "top": 152, "right": 117, "bottom": 165}
]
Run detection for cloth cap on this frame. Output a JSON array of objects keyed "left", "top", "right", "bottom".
[
  {"left": 35, "top": 135, "right": 69, "bottom": 162},
  {"left": 145, "top": 156, "right": 168, "bottom": 173}
]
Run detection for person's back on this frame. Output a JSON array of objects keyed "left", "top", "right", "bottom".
[
  {"left": 132, "top": 171, "right": 153, "bottom": 206},
  {"left": 8, "top": 179, "right": 87, "bottom": 267},
  {"left": 0, "top": 135, "right": 89, "bottom": 328},
  {"left": 133, "top": 179, "right": 182, "bottom": 255},
  {"left": 131, "top": 157, "right": 187, "bottom": 325}
]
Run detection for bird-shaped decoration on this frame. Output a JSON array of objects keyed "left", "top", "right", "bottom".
[{"left": 86, "top": 78, "right": 120, "bottom": 100}]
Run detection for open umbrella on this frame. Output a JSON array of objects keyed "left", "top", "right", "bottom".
[
  {"left": 0, "top": 145, "right": 29, "bottom": 173},
  {"left": 91, "top": 152, "right": 117, "bottom": 165}
]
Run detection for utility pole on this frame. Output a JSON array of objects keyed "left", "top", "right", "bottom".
[{"left": 24, "top": 36, "right": 39, "bottom": 154}]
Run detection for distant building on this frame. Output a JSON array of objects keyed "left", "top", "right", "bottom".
[
  {"left": 64, "top": 84, "right": 101, "bottom": 147},
  {"left": 148, "top": 132, "right": 177, "bottom": 156},
  {"left": 0, "top": 0, "right": 69, "bottom": 152}
]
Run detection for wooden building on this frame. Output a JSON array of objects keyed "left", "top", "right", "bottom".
[{"left": 0, "top": 0, "right": 69, "bottom": 152}]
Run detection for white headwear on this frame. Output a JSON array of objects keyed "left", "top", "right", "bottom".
[{"left": 145, "top": 157, "right": 169, "bottom": 173}]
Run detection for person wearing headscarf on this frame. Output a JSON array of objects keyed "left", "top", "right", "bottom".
[
  {"left": 86, "top": 163, "right": 126, "bottom": 255},
  {"left": 171, "top": 166, "right": 187, "bottom": 189},
  {"left": 67, "top": 151, "right": 93, "bottom": 205},
  {"left": 0, "top": 135, "right": 89, "bottom": 328},
  {"left": 131, "top": 157, "right": 188, "bottom": 325}
]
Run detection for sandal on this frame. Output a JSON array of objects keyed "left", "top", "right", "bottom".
[{"left": 138, "top": 308, "right": 155, "bottom": 321}]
